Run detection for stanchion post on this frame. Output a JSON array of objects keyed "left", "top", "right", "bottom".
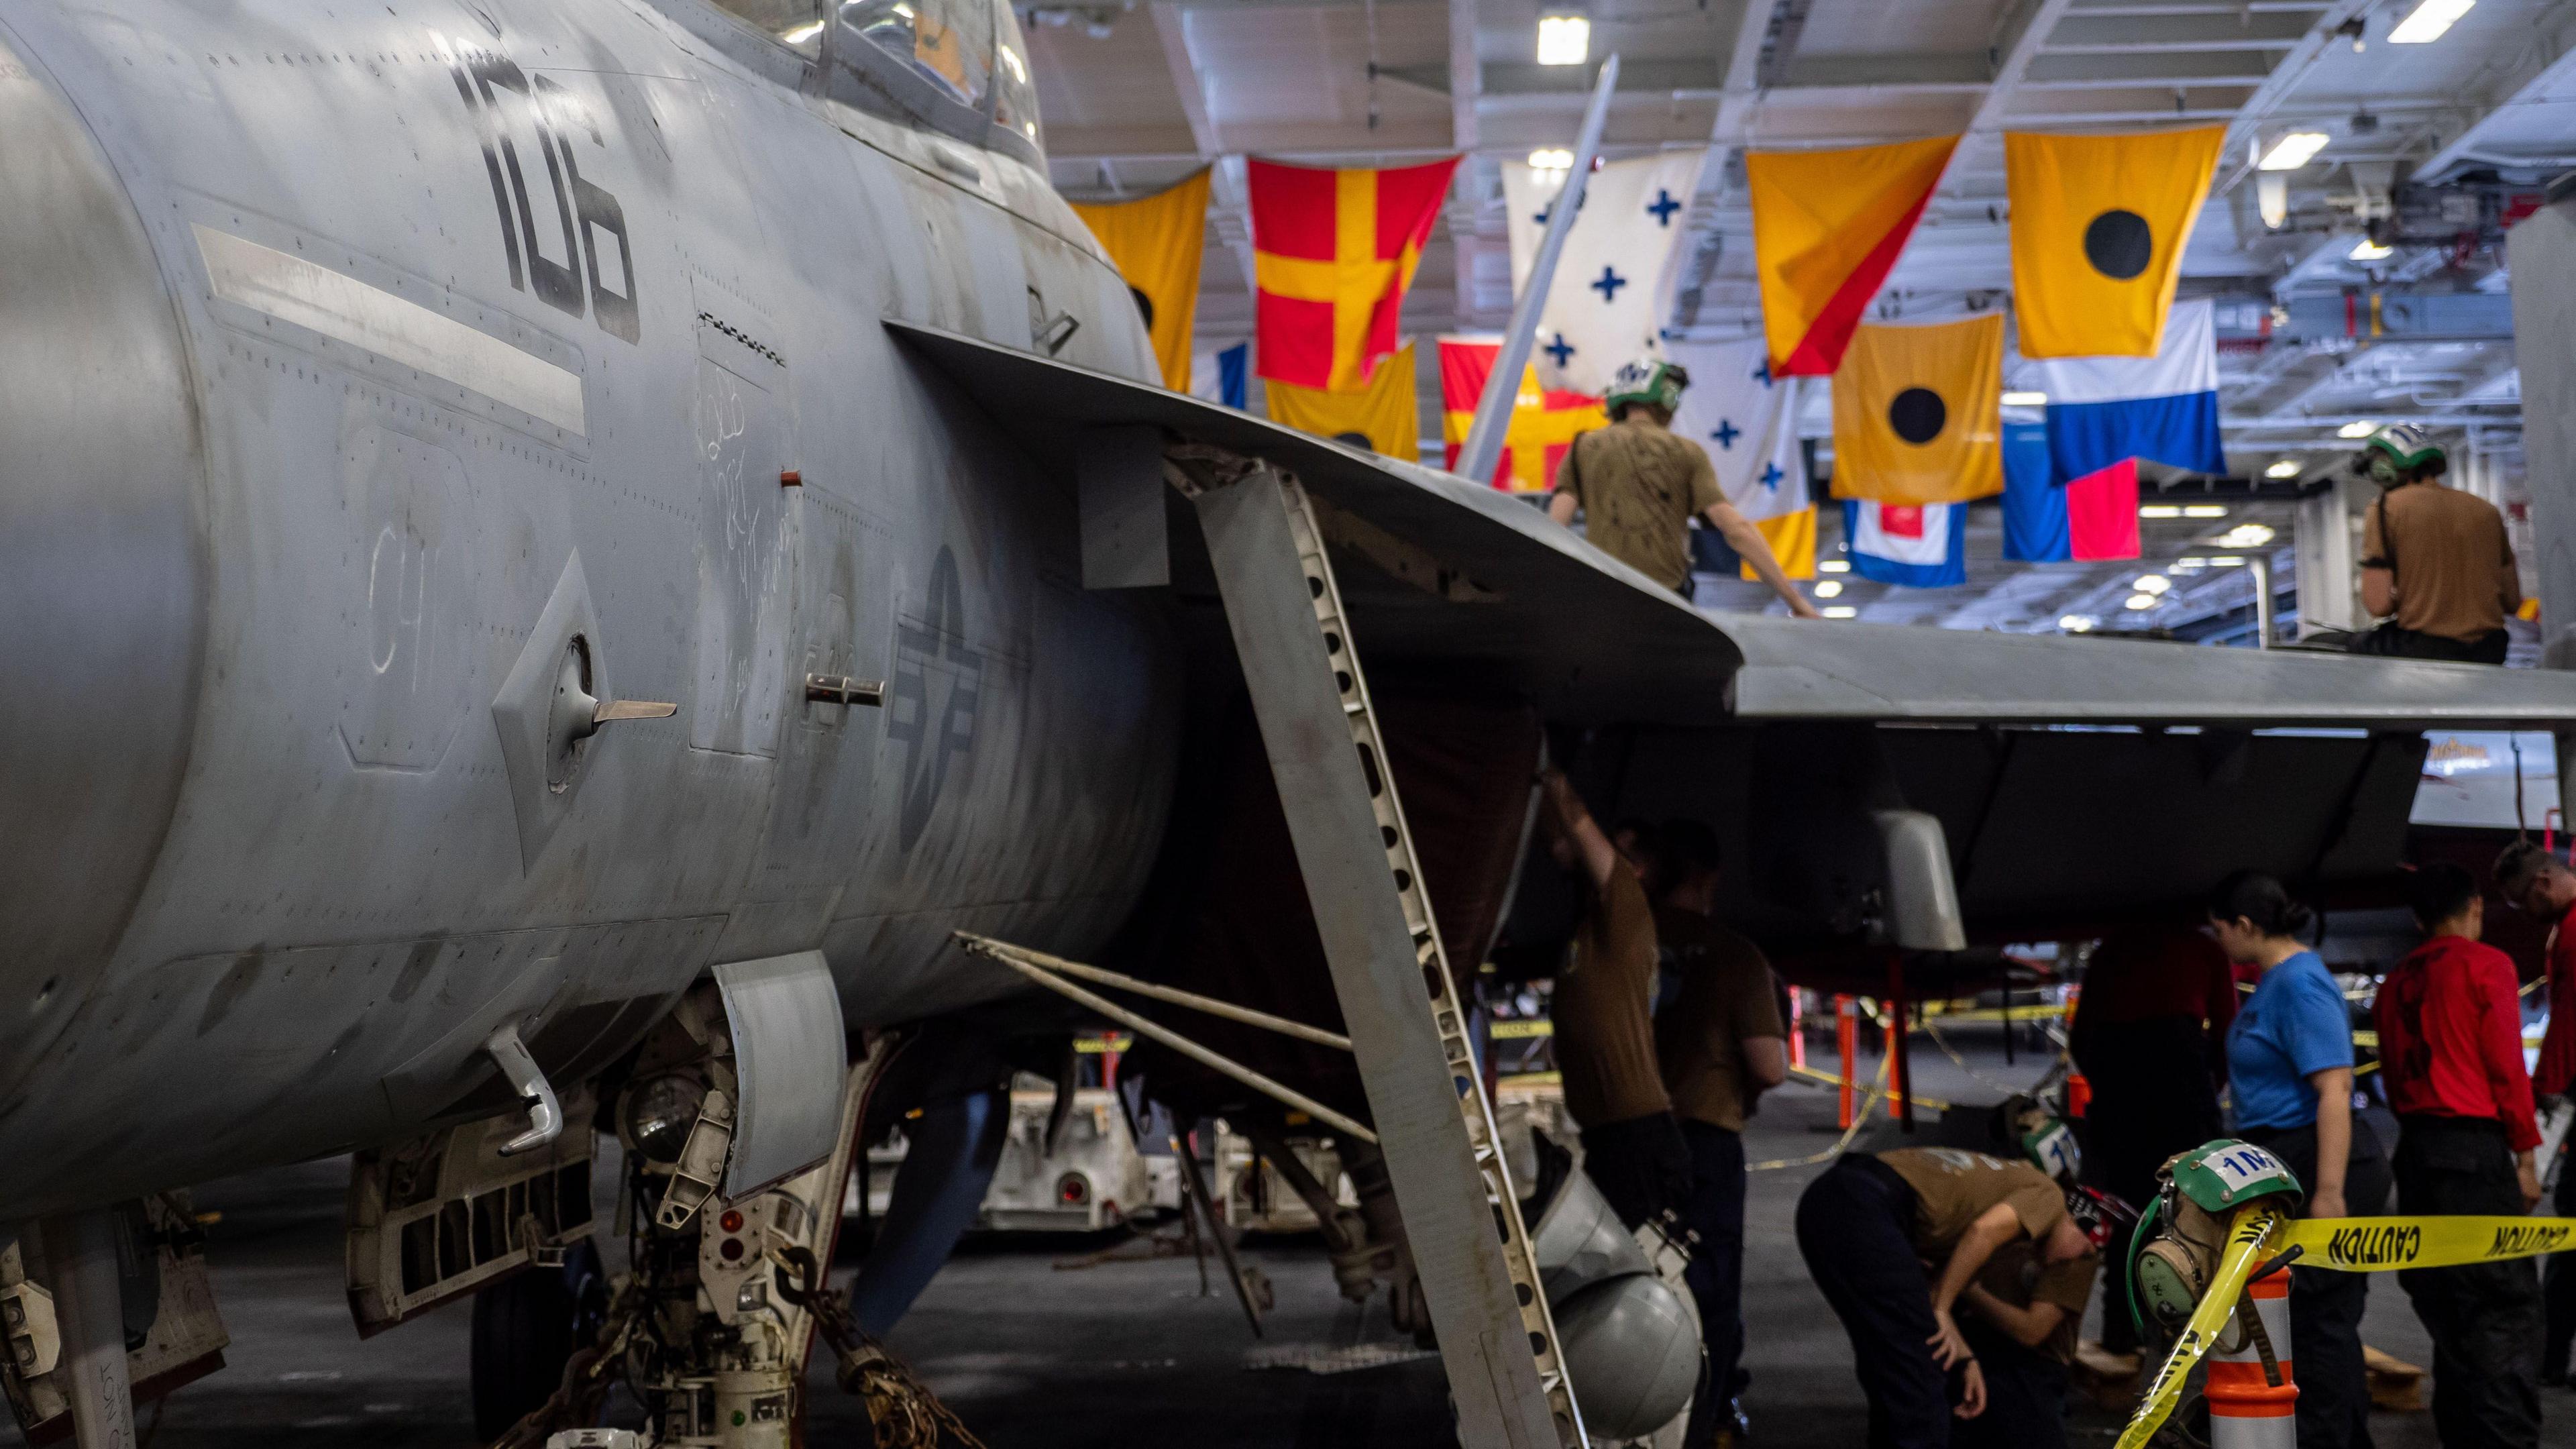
[
  {"left": 1788, "top": 987, "right": 1807, "bottom": 1069},
  {"left": 1835, "top": 994, "right": 1856, "bottom": 1130}
]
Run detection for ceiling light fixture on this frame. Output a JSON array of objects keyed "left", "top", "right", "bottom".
[
  {"left": 1536, "top": 11, "right": 1590, "bottom": 65},
  {"left": 2349, "top": 237, "right": 2394, "bottom": 261},
  {"left": 1813, "top": 580, "right": 1844, "bottom": 598},
  {"left": 2182, "top": 504, "right": 2230, "bottom": 518},
  {"left": 1822, "top": 605, "right": 1858, "bottom": 619},
  {"left": 2174, "top": 556, "right": 2209, "bottom": 570},
  {"left": 2265, "top": 459, "right": 2303, "bottom": 478},
  {"left": 2338, "top": 419, "right": 2379, "bottom": 438},
  {"left": 2258, "top": 132, "right": 2330, "bottom": 171},
  {"left": 1819, "top": 559, "right": 1850, "bottom": 574},
  {"left": 2125, "top": 594, "right": 2159, "bottom": 611},
  {"left": 2389, "top": 0, "right": 2475, "bottom": 45},
  {"left": 1527, "top": 148, "right": 1574, "bottom": 172},
  {"left": 2059, "top": 614, "right": 2096, "bottom": 633},
  {"left": 2208, "top": 555, "right": 2247, "bottom": 567},
  {"left": 2001, "top": 390, "right": 2048, "bottom": 407},
  {"left": 2139, "top": 504, "right": 2183, "bottom": 519},
  {"left": 2135, "top": 574, "right": 2171, "bottom": 595},
  {"left": 2219, "top": 523, "right": 2276, "bottom": 548}
]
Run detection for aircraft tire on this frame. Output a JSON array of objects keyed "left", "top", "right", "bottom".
[{"left": 470, "top": 1265, "right": 578, "bottom": 1438}]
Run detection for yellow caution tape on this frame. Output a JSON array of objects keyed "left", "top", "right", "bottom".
[
  {"left": 2278, "top": 1215, "right": 2576, "bottom": 1272},
  {"left": 2115, "top": 1203, "right": 2284, "bottom": 1449}
]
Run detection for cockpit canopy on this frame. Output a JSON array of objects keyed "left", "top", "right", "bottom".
[{"left": 700, "top": 0, "right": 1042, "bottom": 156}]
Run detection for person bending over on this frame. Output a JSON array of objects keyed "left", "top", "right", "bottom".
[{"left": 1796, "top": 1146, "right": 2095, "bottom": 1448}]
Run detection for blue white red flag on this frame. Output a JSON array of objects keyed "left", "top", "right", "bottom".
[
  {"left": 2002, "top": 421, "right": 2141, "bottom": 562},
  {"left": 2027, "top": 297, "right": 2224, "bottom": 484},
  {"left": 1842, "top": 498, "right": 1967, "bottom": 588}
]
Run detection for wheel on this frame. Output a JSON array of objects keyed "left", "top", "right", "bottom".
[{"left": 470, "top": 1264, "right": 579, "bottom": 1438}]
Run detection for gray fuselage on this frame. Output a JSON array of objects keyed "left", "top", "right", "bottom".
[{"left": 0, "top": 0, "right": 1179, "bottom": 1219}]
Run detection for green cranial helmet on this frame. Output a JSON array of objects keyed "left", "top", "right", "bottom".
[
  {"left": 1605, "top": 356, "right": 1690, "bottom": 417},
  {"left": 2354, "top": 422, "right": 2447, "bottom": 484}
]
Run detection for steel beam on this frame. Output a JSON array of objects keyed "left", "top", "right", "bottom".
[
  {"left": 2417, "top": 12, "right": 2576, "bottom": 181},
  {"left": 1148, "top": 1, "right": 1259, "bottom": 296}
]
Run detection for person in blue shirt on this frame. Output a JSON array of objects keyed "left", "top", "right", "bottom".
[{"left": 2209, "top": 871, "right": 2391, "bottom": 1449}]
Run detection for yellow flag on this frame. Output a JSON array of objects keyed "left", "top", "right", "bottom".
[
  {"left": 2006, "top": 127, "right": 2223, "bottom": 358},
  {"left": 1746, "top": 136, "right": 1957, "bottom": 376},
  {"left": 1829, "top": 315, "right": 2003, "bottom": 505},
  {"left": 1265, "top": 342, "right": 1421, "bottom": 462},
  {"left": 1744, "top": 508, "right": 1816, "bottom": 581},
  {"left": 1069, "top": 169, "right": 1210, "bottom": 390}
]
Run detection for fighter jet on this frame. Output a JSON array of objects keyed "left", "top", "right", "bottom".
[{"left": 3, "top": 0, "right": 2573, "bottom": 1445}]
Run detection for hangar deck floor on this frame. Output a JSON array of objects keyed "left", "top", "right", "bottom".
[{"left": 78, "top": 1032, "right": 2472, "bottom": 1449}]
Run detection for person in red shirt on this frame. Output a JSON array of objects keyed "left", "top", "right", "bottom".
[
  {"left": 2376, "top": 863, "right": 2546, "bottom": 1447},
  {"left": 2491, "top": 838, "right": 2576, "bottom": 1387},
  {"left": 2068, "top": 924, "right": 2237, "bottom": 1357}
]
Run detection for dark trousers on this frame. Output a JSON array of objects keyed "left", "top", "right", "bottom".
[
  {"left": 1796, "top": 1155, "right": 1955, "bottom": 1449},
  {"left": 2347, "top": 623, "right": 2510, "bottom": 663},
  {"left": 1678, "top": 1120, "right": 1747, "bottom": 1448},
  {"left": 2394, "top": 1116, "right": 2544, "bottom": 1449},
  {"left": 2080, "top": 1018, "right": 2222, "bottom": 1352},
  {"left": 2242, "top": 1121, "right": 2391, "bottom": 1449},
  {"left": 1580, "top": 1110, "right": 1693, "bottom": 1230},
  {"left": 2547, "top": 1138, "right": 2576, "bottom": 1379},
  {"left": 1947, "top": 1319, "right": 2067, "bottom": 1449}
]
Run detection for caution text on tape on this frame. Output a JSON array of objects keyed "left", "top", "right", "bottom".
[{"left": 2279, "top": 1215, "right": 2576, "bottom": 1271}]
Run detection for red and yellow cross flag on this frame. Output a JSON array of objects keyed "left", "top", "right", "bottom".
[
  {"left": 1069, "top": 168, "right": 1210, "bottom": 392},
  {"left": 1250, "top": 156, "right": 1460, "bottom": 391},
  {"left": 1829, "top": 314, "right": 2004, "bottom": 506},
  {"left": 1746, "top": 136, "right": 1958, "bottom": 377},
  {"left": 1438, "top": 336, "right": 1605, "bottom": 492},
  {"left": 2006, "top": 127, "right": 2224, "bottom": 358},
  {"left": 1266, "top": 341, "right": 1421, "bottom": 462}
]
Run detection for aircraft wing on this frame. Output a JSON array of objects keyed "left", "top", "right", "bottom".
[{"left": 890, "top": 321, "right": 2576, "bottom": 732}]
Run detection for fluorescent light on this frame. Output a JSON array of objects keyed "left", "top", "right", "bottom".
[
  {"left": 2001, "top": 390, "right": 2048, "bottom": 407},
  {"left": 2265, "top": 459, "right": 2303, "bottom": 478},
  {"left": 2389, "top": 0, "right": 2475, "bottom": 44},
  {"left": 2135, "top": 574, "right": 2171, "bottom": 595},
  {"left": 1536, "top": 13, "right": 1590, "bottom": 65},
  {"left": 1819, "top": 559, "right": 1850, "bottom": 574},
  {"left": 2220, "top": 523, "right": 2276, "bottom": 547},
  {"left": 2349, "top": 237, "right": 2394, "bottom": 261},
  {"left": 2174, "top": 556, "right": 2209, "bottom": 570},
  {"left": 2059, "top": 614, "right": 2096, "bottom": 633},
  {"left": 2209, "top": 555, "right": 2247, "bottom": 567},
  {"left": 1822, "top": 605, "right": 1858, "bottom": 619},
  {"left": 2258, "top": 132, "right": 2330, "bottom": 171},
  {"left": 1527, "top": 148, "right": 1574, "bottom": 171},
  {"left": 1813, "top": 579, "right": 1844, "bottom": 598},
  {"left": 2183, "top": 504, "right": 2230, "bottom": 518},
  {"left": 780, "top": 18, "right": 823, "bottom": 42},
  {"left": 2338, "top": 419, "right": 2378, "bottom": 439},
  {"left": 2125, "top": 594, "right": 2160, "bottom": 611},
  {"left": 2139, "top": 504, "right": 2182, "bottom": 519}
]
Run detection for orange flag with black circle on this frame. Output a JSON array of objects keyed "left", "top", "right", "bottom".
[
  {"left": 1250, "top": 156, "right": 1459, "bottom": 391},
  {"left": 2006, "top": 127, "right": 2224, "bottom": 357},
  {"left": 1746, "top": 136, "right": 1957, "bottom": 376},
  {"left": 1829, "top": 314, "right": 2004, "bottom": 506},
  {"left": 1069, "top": 169, "right": 1210, "bottom": 392},
  {"left": 1267, "top": 342, "right": 1421, "bottom": 462}
]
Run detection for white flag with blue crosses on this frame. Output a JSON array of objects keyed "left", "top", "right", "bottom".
[
  {"left": 1664, "top": 335, "right": 1805, "bottom": 525},
  {"left": 1502, "top": 149, "right": 1708, "bottom": 397}
]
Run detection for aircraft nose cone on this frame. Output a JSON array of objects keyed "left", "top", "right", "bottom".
[{"left": 0, "top": 37, "right": 205, "bottom": 1095}]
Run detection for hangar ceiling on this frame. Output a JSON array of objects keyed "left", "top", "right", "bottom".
[{"left": 1030, "top": 0, "right": 2566, "bottom": 631}]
